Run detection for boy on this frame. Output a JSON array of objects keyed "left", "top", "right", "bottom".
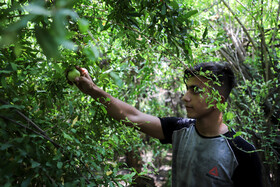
[{"left": 72, "top": 62, "right": 263, "bottom": 186}]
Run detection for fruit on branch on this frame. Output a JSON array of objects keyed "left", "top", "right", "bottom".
[{"left": 67, "top": 69, "right": 80, "bottom": 82}]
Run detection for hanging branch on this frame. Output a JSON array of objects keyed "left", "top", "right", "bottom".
[
  {"left": 1, "top": 114, "right": 95, "bottom": 184},
  {"left": 221, "top": 0, "right": 257, "bottom": 50},
  {"left": 0, "top": 115, "right": 61, "bottom": 148},
  {"left": 0, "top": 99, "right": 97, "bottom": 184},
  {"left": 223, "top": 27, "right": 246, "bottom": 63}
]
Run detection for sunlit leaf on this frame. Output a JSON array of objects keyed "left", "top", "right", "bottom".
[
  {"left": 185, "top": 10, "right": 198, "bottom": 19},
  {"left": 78, "top": 18, "right": 89, "bottom": 34},
  {"left": 24, "top": 4, "right": 50, "bottom": 16},
  {"left": 72, "top": 116, "right": 78, "bottom": 126}
]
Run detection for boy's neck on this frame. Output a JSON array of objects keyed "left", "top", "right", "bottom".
[{"left": 195, "top": 110, "right": 228, "bottom": 137}]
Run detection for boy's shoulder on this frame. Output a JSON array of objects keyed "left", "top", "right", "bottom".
[{"left": 224, "top": 131, "right": 256, "bottom": 153}]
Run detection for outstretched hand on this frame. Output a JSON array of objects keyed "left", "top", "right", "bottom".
[
  {"left": 66, "top": 67, "right": 164, "bottom": 140},
  {"left": 71, "top": 66, "right": 96, "bottom": 95}
]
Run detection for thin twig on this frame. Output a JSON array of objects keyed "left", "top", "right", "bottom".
[
  {"left": 16, "top": 110, "right": 49, "bottom": 136},
  {"left": 235, "top": 0, "right": 248, "bottom": 11}
]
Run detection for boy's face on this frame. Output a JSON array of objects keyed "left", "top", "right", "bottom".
[{"left": 182, "top": 76, "right": 218, "bottom": 119}]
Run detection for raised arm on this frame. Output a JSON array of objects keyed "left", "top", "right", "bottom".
[{"left": 72, "top": 67, "right": 164, "bottom": 140}]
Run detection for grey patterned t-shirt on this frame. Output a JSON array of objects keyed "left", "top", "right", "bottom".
[{"left": 159, "top": 117, "right": 263, "bottom": 187}]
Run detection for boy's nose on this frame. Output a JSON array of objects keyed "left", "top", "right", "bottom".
[{"left": 182, "top": 92, "right": 191, "bottom": 102}]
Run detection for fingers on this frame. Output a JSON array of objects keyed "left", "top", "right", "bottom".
[
  {"left": 81, "top": 68, "right": 92, "bottom": 80},
  {"left": 75, "top": 66, "right": 92, "bottom": 80},
  {"left": 73, "top": 66, "right": 95, "bottom": 91}
]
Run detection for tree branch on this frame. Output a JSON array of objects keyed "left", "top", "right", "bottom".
[
  {"left": 0, "top": 99, "right": 96, "bottom": 184},
  {"left": 0, "top": 115, "right": 61, "bottom": 148},
  {"left": 271, "top": 0, "right": 280, "bottom": 51},
  {"left": 221, "top": 0, "right": 257, "bottom": 50},
  {"left": 0, "top": 99, "right": 49, "bottom": 138}
]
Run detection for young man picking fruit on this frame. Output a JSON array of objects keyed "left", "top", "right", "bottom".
[{"left": 69, "top": 62, "right": 263, "bottom": 187}]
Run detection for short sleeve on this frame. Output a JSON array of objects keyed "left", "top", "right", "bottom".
[
  {"left": 159, "top": 117, "right": 195, "bottom": 144},
  {"left": 228, "top": 136, "right": 264, "bottom": 187}
]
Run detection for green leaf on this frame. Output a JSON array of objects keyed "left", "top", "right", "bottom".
[
  {"left": 185, "top": 10, "right": 198, "bottom": 19},
  {"left": 60, "top": 40, "right": 77, "bottom": 51},
  {"left": 0, "top": 143, "right": 13, "bottom": 150},
  {"left": 63, "top": 132, "right": 73, "bottom": 141},
  {"left": 10, "top": 63, "right": 17, "bottom": 71},
  {"left": 100, "top": 105, "right": 107, "bottom": 114},
  {"left": 0, "top": 70, "right": 12, "bottom": 74},
  {"left": 109, "top": 72, "right": 123, "bottom": 87},
  {"left": 224, "top": 111, "right": 234, "bottom": 121},
  {"left": 78, "top": 18, "right": 89, "bottom": 33},
  {"left": 84, "top": 42, "right": 99, "bottom": 61},
  {"left": 233, "top": 131, "right": 245, "bottom": 138},
  {"left": 161, "top": 4, "right": 167, "bottom": 15},
  {"left": 57, "top": 161, "right": 63, "bottom": 169},
  {"left": 7, "top": 15, "right": 36, "bottom": 32},
  {"left": 24, "top": 4, "right": 51, "bottom": 16},
  {"left": 169, "top": 1, "right": 179, "bottom": 10},
  {"left": 69, "top": 101, "right": 73, "bottom": 115},
  {"left": 1, "top": 77, "right": 7, "bottom": 88},
  {"left": 31, "top": 160, "right": 40, "bottom": 168},
  {"left": 46, "top": 162, "right": 52, "bottom": 167},
  {"left": 109, "top": 182, "right": 114, "bottom": 187},
  {"left": 0, "top": 104, "right": 24, "bottom": 110},
  {"left": 58, "top": 9, "right": 79, "bottom": 20},
  {"left": 202, "top": 27, "right": 208, "bottom": 39},
  {"left": 35, "top": 26, "right": 59, "bottom": 59},
  {"left": 21, "top": 177, "right": 31, "bottom": 187}
]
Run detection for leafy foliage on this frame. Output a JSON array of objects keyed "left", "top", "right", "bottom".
[
  {"left": 1, "top": 0, "right": 279, "bottom": 186},
  {"left": 0, "top": 0, "right": 198, "bottom": 186}
]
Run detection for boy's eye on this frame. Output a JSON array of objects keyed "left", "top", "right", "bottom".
[
  {"left": 193, "top": 87, "right": 202, "bottom": 94},
  {"left": 186, "top": 85, "right": 203, "bottom": 94}
]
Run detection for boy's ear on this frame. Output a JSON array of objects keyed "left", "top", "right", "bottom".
[{"left": 213, "top": 95, "right": 226, "bottom": 109}]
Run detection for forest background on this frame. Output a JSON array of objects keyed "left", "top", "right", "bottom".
[{"left": 0, "top": 0, "right": 279, "bottom": 186}]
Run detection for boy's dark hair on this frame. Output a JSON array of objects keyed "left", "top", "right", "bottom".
[{"left": 184, "top": 62, "right": 236, "bottom": 100}]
